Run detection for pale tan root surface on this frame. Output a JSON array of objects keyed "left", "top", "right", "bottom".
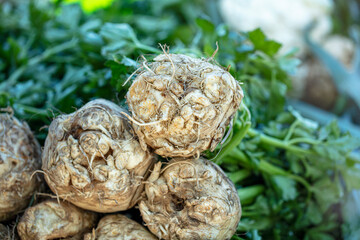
[
  {"left": 17, "top": 200, "right": 97, "bottom": 240},
  {"left": 0, "top": 112, "right": 41, "bottom": 221},
  {"left": 42, "top": 99, "right": 156, "bottom": 212},
  {"left": 126, "top": 54, "right": 243, "bottom": 158},
  {"left": 139, "top": 158, "right": 241, "bottom": 240},
  {"left": 83, "top": 214, "right": 157, "bottom": 240}
]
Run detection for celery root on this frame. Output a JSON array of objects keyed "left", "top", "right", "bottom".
[
  {"left": 84, "top": 214, "right": 157, "bottom": 240},
  {"left": 126, "top": 54, "right": 243, "bottom": 158},
  {"left": 17, "top": 200, "right": 97, "bottom": 240},
  {"left": 139, "top": 157, "right": 241, "bottom": 240},
  {"left": 42, "top": 99, "right": 156, "bottom": 212},
  {"left": 0, "top": 112, "right": 41, "bottom": 221}
]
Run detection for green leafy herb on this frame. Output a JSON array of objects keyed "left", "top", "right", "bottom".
[{"left": 1, "top": 1, "right": 359, "bottom": 239}]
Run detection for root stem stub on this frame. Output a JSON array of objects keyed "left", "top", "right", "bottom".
[
  {"left": 139, "top": 157, "right": 241, "bottom": 240},
  {"left": 126, "top": 53, "right": 244, "bottom": 158}
]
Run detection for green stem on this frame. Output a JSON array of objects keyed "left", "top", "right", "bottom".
[
  {"left": 258, "top": 159, "right": 312, "bottom": 198},
  {"left": 214, "top": 121, "right": 251, "bottom": 164},
  {"left": 247, "top": 128, "right": 310, "bottom": 155},
  {"left": 222, "top": 155, "right": 251, "bottom": 168},
  {"left": 229, "top": 147, "right": 313, "bottom": 199},
  {"left": 284, "top": 120, "right": 299, "bottom": 141},
  {"left": 230, "top": 148, "right": 249, "bottom": 162},
  {"left": 228, "top": 148, "right": 251, "bottom": 168},
  {"left": 288, "top": 138, "right": 320, "bottom": 145},
  {"left": 247, "top": 127, "right": 360, "bottom": 164}
]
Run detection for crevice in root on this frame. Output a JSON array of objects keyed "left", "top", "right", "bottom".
[
  {"left": 30, "top": 170, "right": 49, "bottom": 180},
  {"left": 102, "top": 148, "right": 113, "bottom": 161},
  {"left": 35, "top": 192, "right": 58, "bottom": 199},
  {"left": 35, "top": 192, "right": 63, "bottom": 208},
  {"left": 170, "top": 194, "right": 185, "bottom": 211},
  {"left": 68, "top": 126, "right": 83, "bottom": 140}
]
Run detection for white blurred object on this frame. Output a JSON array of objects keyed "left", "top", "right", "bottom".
[
  {"left": 219, "top": 0, "right": 334, "bottom": 55},
  {"left": 322, "top": 35, "right": 355, "bottom": 68}
]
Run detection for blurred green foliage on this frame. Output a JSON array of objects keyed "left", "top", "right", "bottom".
[
  {"left": 63, "top": 0, "right": 115, "bottom": 13},
  {"left": 0, "top": 1, "right": 359, "bottom": 239}
]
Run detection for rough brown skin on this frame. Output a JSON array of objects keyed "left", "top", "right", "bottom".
[
  {"left": 139, "top": 158, "right": 241, "bottom": 240},
  {"left": 0, "top": 112, "right": 41, "bottom": 221},
  {"left": 17, "top": 200, "right": 97, "bottom": 240},
  {"left": 126, "top": 54, "right": 243, "bottom": 158},
  {"left": 42, "top": 99, "right": 156, "bottom": 212},
  {"left": 84, "top": 214, "right": 157, "bottom": 240}
]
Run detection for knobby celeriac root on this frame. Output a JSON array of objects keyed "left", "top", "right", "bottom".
[
  {"left": 0, "top": 112, "right": 41, "bottom": 221},
  {"left": 17, "top": 200, "right": 97, "bottom": 240},
  {"left": 126, "top": 53, "right": 244, "bottom": 158},
  {"left": 84, "top": 214, "right": 157, "bottom": 240},
  {"left": 139, "top": 157, "right": 241, "bottom": 240},
  {"left": 42, "top": 99, "right": 156, "bottom": 212}
]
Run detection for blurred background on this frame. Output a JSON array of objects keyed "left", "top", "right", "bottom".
[
  {"left": 218, "top": 0, "right": 360, "bottom": 137},
  {"left": 1, "top": 0, "right": 360, "bottom": 239},
  {"left": 2, "top": 0, "right": 360, "bottom": 135}
]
